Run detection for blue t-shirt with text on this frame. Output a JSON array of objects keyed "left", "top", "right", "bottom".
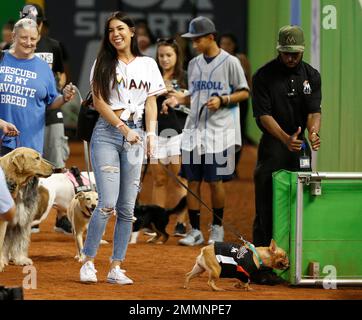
[{"left": 0, "top": 51, "right": 59, "bottom": 152}]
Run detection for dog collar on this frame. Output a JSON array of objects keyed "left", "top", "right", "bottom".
[{"left": 245, "top": 241, "right": 263, "bottom": 267}]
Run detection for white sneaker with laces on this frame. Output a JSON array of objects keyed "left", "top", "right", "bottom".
[
  {"left": 208, "top": 224, "right": 224, "bottom": 244},
  {"left": 80, "top": 261, "right": 97, "bottom": 283},
  {"left": 107, "top": 266, "right": 134, "bottom": 285},
  {"left": 178, "top": 229, "right": 204, "bottom": 246},
  {"left": 31, "top": 226, "right": 40, "bottom": 234}
]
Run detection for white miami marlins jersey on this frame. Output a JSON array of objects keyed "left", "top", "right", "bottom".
[
  {"left": 181, "top": 49, "right": 249, "bottom": 153},
  {"left": 90, "top": 56, "right": 166, "bottom": 120}
]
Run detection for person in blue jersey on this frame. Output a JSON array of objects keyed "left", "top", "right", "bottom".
[
  {"left": 20, "top": 3, "right": 73, "bottom": 236},
  {"left": 0, "top": 18, "right": 75, "bottom": 156},
  {"left": 21, "top": 4, "right": 69, "bottom": 173},
  {"left": 163, "top": 17, "right": 250, "bottom": 246}
]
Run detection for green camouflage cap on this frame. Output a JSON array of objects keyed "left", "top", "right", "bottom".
[{"left": 276, "top": 25, "right": 305, "bottom": 53}]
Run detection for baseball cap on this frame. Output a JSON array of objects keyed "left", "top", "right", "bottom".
[
  {"left": 20, "top": 4, "right": 46, "bottom": 24},
  {"left": 182, "top": 16, "right": 216, "bottom": 38},
  {"left": 277, "top": 25, "right": 305, "bottom": 53}
]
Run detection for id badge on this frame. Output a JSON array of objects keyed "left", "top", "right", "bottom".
[{"left": 300, "top": 155, "right": 311, "bottom": 169}]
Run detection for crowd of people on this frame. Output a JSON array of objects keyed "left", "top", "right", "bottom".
[{"left": 0, "top": 5, "right": 321, "bottom": 286}]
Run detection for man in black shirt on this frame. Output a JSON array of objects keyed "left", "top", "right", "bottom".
[
  {"left": 21, "top": 4, "right": 72, "bottom": 235},
  {"left": 251, "top": 25, "right": 321, "bottom": 285}
]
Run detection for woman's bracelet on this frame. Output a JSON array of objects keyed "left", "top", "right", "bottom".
[
  {"left": 116, "top": 121, "right": 125, "bottom": 129},
  {"left": 146, "top": 132, "right": 156, "bottom": 137}
]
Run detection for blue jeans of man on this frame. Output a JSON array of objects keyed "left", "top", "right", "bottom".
[{"left": 82, "top": 117, "right": 144, "bottom": 261}]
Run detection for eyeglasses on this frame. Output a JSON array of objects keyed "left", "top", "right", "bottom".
[{"left": 156, "top": 38, "right": 177, "bottom": 45}]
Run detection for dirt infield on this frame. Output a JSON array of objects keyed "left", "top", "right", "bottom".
[{"left": 1, "top": 143, "right": 362, "bottom": 300}]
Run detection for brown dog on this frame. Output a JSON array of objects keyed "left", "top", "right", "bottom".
[
  {"left": 0, "top": 148, "right": 53, "bottom": 271},
  {"left": 0, "top": 147, "right": 53, "bottom": 198},
  {"left": 66, "top": 191, "right": 98, "bottom": 262},
  {"left": 184, "top": 239, "right": 289, "bottom": 291}
]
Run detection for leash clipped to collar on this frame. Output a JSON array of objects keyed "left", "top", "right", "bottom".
[{"left": 242, "top": 238, "right": 263, "bottom": 267}]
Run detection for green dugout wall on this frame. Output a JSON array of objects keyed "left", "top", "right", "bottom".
[
  {"left": 247, "top": 0, "right": 362, "bottom": 171},
  {"left": 273, "top": 170, "right": 362, "bottom": 285}
]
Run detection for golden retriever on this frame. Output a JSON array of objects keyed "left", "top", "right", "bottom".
[
  {"left": 66, "top": 191, "right": 98, "bottom": 262},
  {"left": 0, "top": 148, "right": 53, "bottom": 272}
]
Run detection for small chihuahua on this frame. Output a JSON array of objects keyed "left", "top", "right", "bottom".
[{"left": 184, "top": 239, "right": 289, "bottom": 291}]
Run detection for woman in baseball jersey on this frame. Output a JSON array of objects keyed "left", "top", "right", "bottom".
[
  {"left": 150, "top": 38, "right": 189, "bottom": 236},
  {"left": 80, "top": 12, "right": 166, "bottom": 285}
]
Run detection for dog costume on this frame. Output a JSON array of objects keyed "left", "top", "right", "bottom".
[{"left": 214, "top": 242, "right": 259, "bottom": 282}]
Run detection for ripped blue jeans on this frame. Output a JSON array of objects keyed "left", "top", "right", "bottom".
[{"left": 82, "top": 117, "right": 144, "bottom": 261}]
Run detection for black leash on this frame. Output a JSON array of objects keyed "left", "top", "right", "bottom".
[
  {"left": 198, "top": 102, "right": 207, "bottom": 122},
  {"left": 136, "top": 111, "right": 250, "bottom": 244},
  {"left": 160, "top": 161, "right": 213, "bottom": 213},
  {"left": 139, "top": 158, "right": 149, "bottom": 192},
  {"left": 159, "top": 161, "right": 249, "bottom": 244}
]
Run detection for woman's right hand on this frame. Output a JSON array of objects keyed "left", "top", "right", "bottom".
[{"left": 119, "top": 126, "right": 142, "bottom": 145}]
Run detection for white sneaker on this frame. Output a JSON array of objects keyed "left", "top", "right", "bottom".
[
  {"left": 107, "top": 266, "right": 134, "bottom": 285},
  {"left": 31, "top": 226, "right": 40, "bottom": 234},
  {"left": 80, "top": 261, "right": 97, "bottom": 283},
  {"left": 178, "top": 229, "right": 204, "bottom": 246},
  {"left": 208, "top": 225, "right": 224, "bottom": 244}
]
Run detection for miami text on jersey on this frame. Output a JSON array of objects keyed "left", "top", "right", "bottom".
[{"left": 116, "top": 76, "right": 151, "bottom": 91}]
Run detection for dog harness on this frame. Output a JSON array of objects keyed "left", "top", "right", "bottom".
[
  {"left": 214, "top": 242, "right": 259, "bottom": 282},
  {"left": 65, "top": 166, "right": 91, "bottom": 194}
]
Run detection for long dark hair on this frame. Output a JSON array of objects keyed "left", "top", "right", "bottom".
[
  {"left": 217, "top": 32, "right": 240, "bottom": 55},
  {"left": 92, "top": 12, "right": 141, "bottom": 104},
  {"left": 155, "top": 38, "right": 186, "bottom": 89}
]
